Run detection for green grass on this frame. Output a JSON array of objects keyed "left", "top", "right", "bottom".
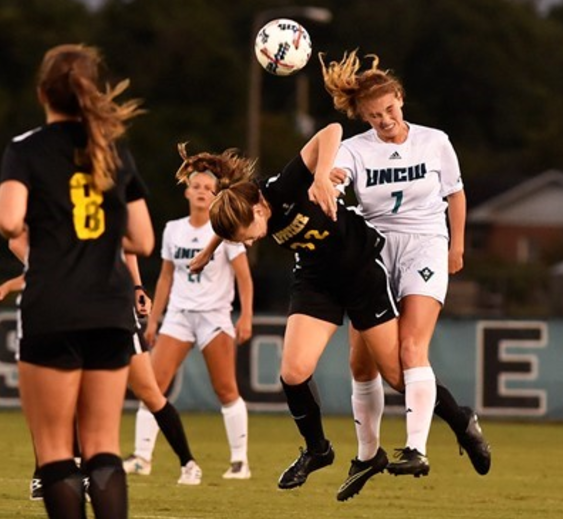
[{"left": 1, "top": 410, "right": 562, "bottom": 518}]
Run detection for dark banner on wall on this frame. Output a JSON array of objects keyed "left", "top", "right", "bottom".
[{"left": 1, "top": 312, "right": 562, "bottom": 419}]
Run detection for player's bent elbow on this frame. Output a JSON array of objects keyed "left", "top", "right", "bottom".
[
  {"left": 135, "top": 242, "right": 154, "bottom": 257},
  {"left": 139, "top": 233, "right": 155, "bottom": 256},
  {"left": 123, "top": 233, "right": 154, "bottom": 257},
  {"left": 135, "top": 236, "right": 154, "bottom": 257},
  {"left": 0, "top": 220, "right": 25, "bottom": 240}
]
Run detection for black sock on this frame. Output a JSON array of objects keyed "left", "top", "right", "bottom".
[
  {"left": 153, "top": 400, "right": 194, "bottom": 466},
  {"left": 85, "top": 453, "right": 127, "bottom": 519},
  {"left": 434, "top": 379, "right": 469, "bottom": 435},
  {"left": 281, "top": 376, "right": 328, "bottom": 454},
  {"left": 39, "top": 459, "right": 85, "bottom": 519}
]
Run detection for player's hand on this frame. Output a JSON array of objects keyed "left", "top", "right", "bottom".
[
  {"left": 135, "top": 289, "right": 152, "bottom": 316},
  {"left": 448, "top": 248, "right": 464, "bottom": 274},
  {"left": 235, "top": 314, "right": 253, "bottom": 345},
  {"left": 144, "top": 319, "right": 158, "bottom": 346},
  {"left": 0, "top": 284, "right": 8, "bottom": 301},
  {"left": 329, "top": 167, "right": 347, "bottom": 185},
  {"left": 189, "top": 249, "right": 211, "bottom": 274},
  {"left": 308, "top": 177, "right": 339, "bottom": 222}
]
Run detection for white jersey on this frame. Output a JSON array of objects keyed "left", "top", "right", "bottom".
[
  {"left": 335, "top": 123, "right": 463, "bottom": 237},
  {"left": 161, "top": 217, "right": 245, "bottom": 312}
]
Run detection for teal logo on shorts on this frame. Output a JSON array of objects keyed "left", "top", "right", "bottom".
[{"left": 418, "top": 267, "right": 434, "bottom": 282}]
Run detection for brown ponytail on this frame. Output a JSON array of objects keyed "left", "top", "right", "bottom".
[
  {"left": 38, "top": 44, "right": 144, "bottom": 191},
  {"left": 175, "top": 144, "right": 259, "bottom": 241},
  {"left": 175, "top": 144, "right": 255, "bottom": 189},
  {"left": 319, "top": 50, "right": 404, "bottom": 120}
]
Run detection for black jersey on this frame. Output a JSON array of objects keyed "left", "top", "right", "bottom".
[
  {"left": 260, "top": 154, "right": 385, "bottom": 280},
  {"left": 0, "top": 121, "right": 148, "bottom": 336}
]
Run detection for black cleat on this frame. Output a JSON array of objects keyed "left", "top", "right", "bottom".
[
  {"left": 456, "top": 407, "right": 491, "bottom": 475},
  {"left": 336, "top": 447, "right": 388, "bottom": 502},
  {"left": 386, "top": 447, "right": 430, "bottom": 477},
  {"left": 278, "top": 443, "right": 335, "bottom": 489},
  {"left": 29, "top": 476, "right": 43, "bottom": 501}
]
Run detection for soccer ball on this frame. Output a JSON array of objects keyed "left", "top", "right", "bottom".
[{"left": 254, "top": 18, "right": 312, "bottom": 76}]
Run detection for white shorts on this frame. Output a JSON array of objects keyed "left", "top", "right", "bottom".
[
  {"left": 380, "top": 232, "right": 449, "bottom": 304},
  {"left": 158, "top": 307, "right": 235, "bottom": 351}
]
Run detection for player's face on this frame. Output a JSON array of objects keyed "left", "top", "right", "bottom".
[
  {"left": 233, "top": 204, "right": 269, "bottom": 246},
  {"left": 359, "top": 92, "right": 407, "bottom": 144},
  {"left": 185, "top": 173, "right": 216, "bottom": 210}
]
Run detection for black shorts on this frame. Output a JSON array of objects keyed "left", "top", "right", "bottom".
[
  {"left": 19, "top": 328, "right": 133, "bottom": 370},
  {"left": 288, "top": 256, "right": 398, "bottom": 331}
]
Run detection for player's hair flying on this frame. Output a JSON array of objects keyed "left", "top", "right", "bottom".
[
  {"left": 175, "top": 145, "right": 258, "bottom": 241},
  {"left": 319, "top": 50, "right": 404, "bottom": 119},
  {"left": 175, "top": 144, "right": 254, "bottom": 188},
  {"left": 38, "top": 44, "right": 144, "bottom": 191}
]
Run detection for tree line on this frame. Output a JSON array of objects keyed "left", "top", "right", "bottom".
[{"left": 1, "top": 0, "right": 562, "bottom": 312}]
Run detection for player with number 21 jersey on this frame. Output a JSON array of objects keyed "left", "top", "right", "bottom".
[{"left": 161, "top": 216, "right": 245, "bottom": 312}]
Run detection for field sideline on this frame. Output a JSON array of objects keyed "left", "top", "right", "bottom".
[{"left": 1, "top": 410, "right": 561, "bottom": 518}]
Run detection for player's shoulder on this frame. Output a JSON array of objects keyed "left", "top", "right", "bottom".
[
  {"left": 223, "top": 240, "right": 246, "bottom": 253},
  {"left": 164, "top": 216, "right": 190, "bottom": 231},
  {"left": 9, "top": 126, "right": 44, "bottom": 148},
  {"left": 408, "top": 123, "right": 450, "bottom": 143},
  {"left": 341, "top": 128, "right": 375, "bottom": 148}
]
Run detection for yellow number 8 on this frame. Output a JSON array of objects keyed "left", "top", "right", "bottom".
[{"left": 69, "top": 172, "right": 105, "bottom": 240}]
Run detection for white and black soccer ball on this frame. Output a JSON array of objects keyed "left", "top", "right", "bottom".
[{"left": 254, "top": 18, "right": 312, "bottom": 76}]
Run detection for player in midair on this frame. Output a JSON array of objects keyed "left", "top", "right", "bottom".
[
  {"left": 319, "top": 50, "right": 491, "bottom": 501},
  {"left": 186, "top": 123, "right": 406, "bottom": 491}
]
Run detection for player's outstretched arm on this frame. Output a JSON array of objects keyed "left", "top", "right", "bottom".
[
  {"left": 189, "top": 234, "right": 223, "bottom": 274},
  {"left": 231, "top": 253, "right": 253, "bottom": 345},
  {"left": 302, "top": 123, "right": 343, "bottom": 222}
]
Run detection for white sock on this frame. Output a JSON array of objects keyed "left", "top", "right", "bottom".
[
  {"left": 134, "top": 402, "right": 160, "bottom": 462},
  {"left": 404, "top": 367, "right": 436, "bottom": 455},
  {"left": 351, "top": 375, "right": 384, "bottom": 461},
  {"left": 221, "top": 397, "right": 248, "bottom": 463}
]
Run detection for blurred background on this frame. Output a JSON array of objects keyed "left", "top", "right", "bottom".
[{"left": 2, "top": 0, "right": 563, "bottom": 317}]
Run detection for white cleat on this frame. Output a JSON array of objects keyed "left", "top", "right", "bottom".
[
  {"left": 222, "top": 461, "right": 251, "bottom": 480},
  {"left": 178, "top": 460, "right": 202, "bottom": 485},
  {"left": 123, "top": 454, "right": 152, "bottom": 476}
]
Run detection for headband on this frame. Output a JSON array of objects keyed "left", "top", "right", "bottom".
[{"left": 187, "top": 169, "right": 218, "bottom": 185}]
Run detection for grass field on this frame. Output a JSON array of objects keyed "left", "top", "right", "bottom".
[{"left": 1, "top": 409, "right": 562, "bottom": 519}]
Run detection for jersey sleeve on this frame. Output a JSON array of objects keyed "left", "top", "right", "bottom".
[
  {"left": 120, "top": 147, "right": 149, "bottom": 202},
  {"left": 224, "top": 241, "right": 247, "bottom": 262},
  {"left": 439, "top": 136, "right": 464, "bottom": 197},
  {"left": 0, "top": 142, "right": 30, "bottom": 188},
  {"left": 334, "top": 145, "right": 356, "bottom": 182},
  {"left": 333, "top": 145, "right": 357, "bottom": 195},
  {"left": 262, "top": 155, "right": 312, "bottom": 202},
  {"left": 160, "top": 222, "right": 174, "bottom": 261}
]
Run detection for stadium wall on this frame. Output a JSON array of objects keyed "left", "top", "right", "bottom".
[{"left": 0, "top": 312, "right": 561, "bottom": 419}]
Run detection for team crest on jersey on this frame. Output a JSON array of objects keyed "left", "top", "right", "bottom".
[{"left": 418, "top": 267, "right": 434, "bottom": 282}]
